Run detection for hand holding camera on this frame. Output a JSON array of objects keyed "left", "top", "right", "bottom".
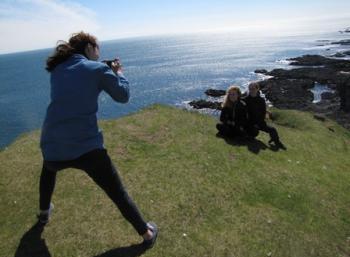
[{"left": 102, "top": 58, "right": 123, "bottom": 74}]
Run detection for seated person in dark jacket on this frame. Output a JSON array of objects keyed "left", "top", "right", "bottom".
[
  {"left": 243, "top": 82, "right": 285, "bottom": 148},
  {"left": 216, "top": 85, "right": 248, "bottom": 138}
]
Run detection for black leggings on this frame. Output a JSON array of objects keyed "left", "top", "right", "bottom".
[
  {"left": 216, "top": 123, "right": 247, "bottom": 138},
  {"left": 39, "top": 149, "right": 148, "bottom": 235},
  {"left": 247, "top": 121, "right": 280, "bottom": 142}
]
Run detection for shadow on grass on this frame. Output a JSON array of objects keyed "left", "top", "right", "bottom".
[
  {"left": 93, "top": 243, "right": 146, "bottom": 257},
  {"left": 14, "top": 222, "right": 147, "bottom": 257},
  {"left": 216, "top": 133, "right": 283, "bottom": 154},
  {"left": 14, "top": 221, "right": 51, "bottom": 257}
]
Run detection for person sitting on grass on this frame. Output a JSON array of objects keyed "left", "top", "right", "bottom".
[
  {"left": 243, "top": 82, "right": 286, "bottom": 149},
  {"left": 216, "top": 85, "right": 248, "bottom": 139}
]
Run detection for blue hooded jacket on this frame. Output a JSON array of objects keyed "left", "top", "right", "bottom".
[{"left": 40, "top": 54, "right": 129, "bottom": 161}]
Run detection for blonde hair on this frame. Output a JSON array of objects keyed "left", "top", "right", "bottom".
[{"left": 222, "top": 85, "right": 241, "bottom": 108}]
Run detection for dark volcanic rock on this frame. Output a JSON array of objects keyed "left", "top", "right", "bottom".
[
  {"left": 321, "top": 91, "right": 336, "bottom": 100},
  {"left": 192, "top": 36, "right": 350, "bottom": 129},
  {"left": 263, "top": 65, "right": 350, "bottom": 114},
  {"left": 256, "top": 78, "right": 314, "bottom": 110},
  {"left": 288, "top": 55, "right": 332, "bottom": 66},
  {"left": 258, "top": 77, "right": 315, "bottom": 90},
  {"left": 335, "top": 71, "right": 350, "bottom": 112},
  {"left": 266, "top": 67, "right": 336, "bottom": 84},
  {"left": 254, "top": 69, "right": 268, "bottom": 74},
  {"left": 331, "top": 39, "right": 350, "bottom": 45},
  {"left": 189, "top": 99, "right": 222, "bottom": 110},
  {"left": 204, "top": 89, "right": 247, "bottom": 98},
  {"left": 256, "top": 60, "right": 350, "bottom": 129},
  {"left": 205, "top": 89, "right": 226, "bottom": 97},
  {"left": 288, "top": 55, "right": 350, "bottom": 70},
  {"left": 308, "top": 100, "right": 340, "bottom": 114},
  {"left": 327, "top": 83, "right": 337, "bottom": 90}
]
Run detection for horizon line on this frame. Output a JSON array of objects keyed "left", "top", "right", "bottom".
[{"left": 0, "top": 27, "right": 348, "bottom": 56}]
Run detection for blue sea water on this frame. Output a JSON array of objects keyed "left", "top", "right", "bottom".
[{"left": 0, "top": 31, "right": 349, "bottom": 149}]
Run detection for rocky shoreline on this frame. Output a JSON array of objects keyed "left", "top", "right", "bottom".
[{"left": 189, "top": 32, "right": 350, "bottom": 130}]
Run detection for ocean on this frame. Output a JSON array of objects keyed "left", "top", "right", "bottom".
[{"left": 0, "top": 31, "right": 348, "bottom": 149}]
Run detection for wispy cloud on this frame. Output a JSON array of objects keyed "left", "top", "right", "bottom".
[
  {"left": 0, "top": 0, "right": 100, "bottom": 54},
  {"left": 1, "top": 0, "right": 350, "bottom": 54}
]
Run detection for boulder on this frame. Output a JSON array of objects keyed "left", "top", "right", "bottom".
[
  {"left": 205, "top": 89, "right": 226, "bottom": 97},
  {"left": 189, "top": 100, "right": 222, "bottom": 110},
  {"left": 254, "top": 69, "right": 268, "bottom": 74}
]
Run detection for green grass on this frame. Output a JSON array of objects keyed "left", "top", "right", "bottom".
[{"left": 1, "top": 104, "right": 349, "bottom": 257}]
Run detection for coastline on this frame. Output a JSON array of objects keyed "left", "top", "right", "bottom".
[
  {"left": 1, "top": 30, "right": 350, "bottom": 150},
  {"left": 189, "top": 29, "right": 350, "bottom": 130}
]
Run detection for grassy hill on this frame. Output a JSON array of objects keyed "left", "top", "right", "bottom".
[{"left": 0, "top": 104, "right": 349, "bottom": 257}]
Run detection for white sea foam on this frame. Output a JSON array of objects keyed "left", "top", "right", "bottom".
[
  {"left": 276, "top": 59, "right": 292, "bottom": 65},
  {"left": 309, "top": 83, "right": 335, "bottom": 103},
  {"left": 178, "top": 100, "right": 221, "bottom": 117}
]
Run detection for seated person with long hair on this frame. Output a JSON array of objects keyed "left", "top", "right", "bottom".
[{"left": 216, "top": 85, "right": 248, "bottom": 138}]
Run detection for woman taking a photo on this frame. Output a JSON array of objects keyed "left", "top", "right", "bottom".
[{"left": 38, "top": 31, "right": 157, "bottom": 248}]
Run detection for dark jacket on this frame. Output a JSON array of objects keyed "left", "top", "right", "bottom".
[
  {"left": 243, "top": 94, "right": 266, "bottom": 124},
  {"left": 220, "top": 100, "right": 248, "bottom": 128}
]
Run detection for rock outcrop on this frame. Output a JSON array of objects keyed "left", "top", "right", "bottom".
[
  {"left": 254, "top": 55, "right": 350, "bottom": 129},
  {"left": 189, "top": 99, "right": 222, "bottom": 110},
  {"left": 189, "top": 38, "right": 350, "bottom": 129},
  {"left": 332, "top": 39, "right": 350, "bottom": 45},
  {"left": 205, "top": 89, "right": 226, "bottom": 97}
]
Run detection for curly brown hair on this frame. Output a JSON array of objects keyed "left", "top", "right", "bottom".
[{"left": 46, "top": 31, "right": 98, "bottom": 72}]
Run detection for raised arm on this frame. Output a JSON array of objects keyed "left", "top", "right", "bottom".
[{"left": 99, "top": 65, "right": 130, "bottom": 103}]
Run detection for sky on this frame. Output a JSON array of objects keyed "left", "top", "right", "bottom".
[{"left": 0, "top": 0, "right": 350, "bottom": 54}]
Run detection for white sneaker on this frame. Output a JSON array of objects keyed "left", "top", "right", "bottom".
[{"left": 37, "top": 203, "right": 54, "bottom": 225}]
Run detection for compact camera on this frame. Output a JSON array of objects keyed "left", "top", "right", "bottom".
[{"left": 101, "top": 59, "right": 117, "bottom": 68}]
